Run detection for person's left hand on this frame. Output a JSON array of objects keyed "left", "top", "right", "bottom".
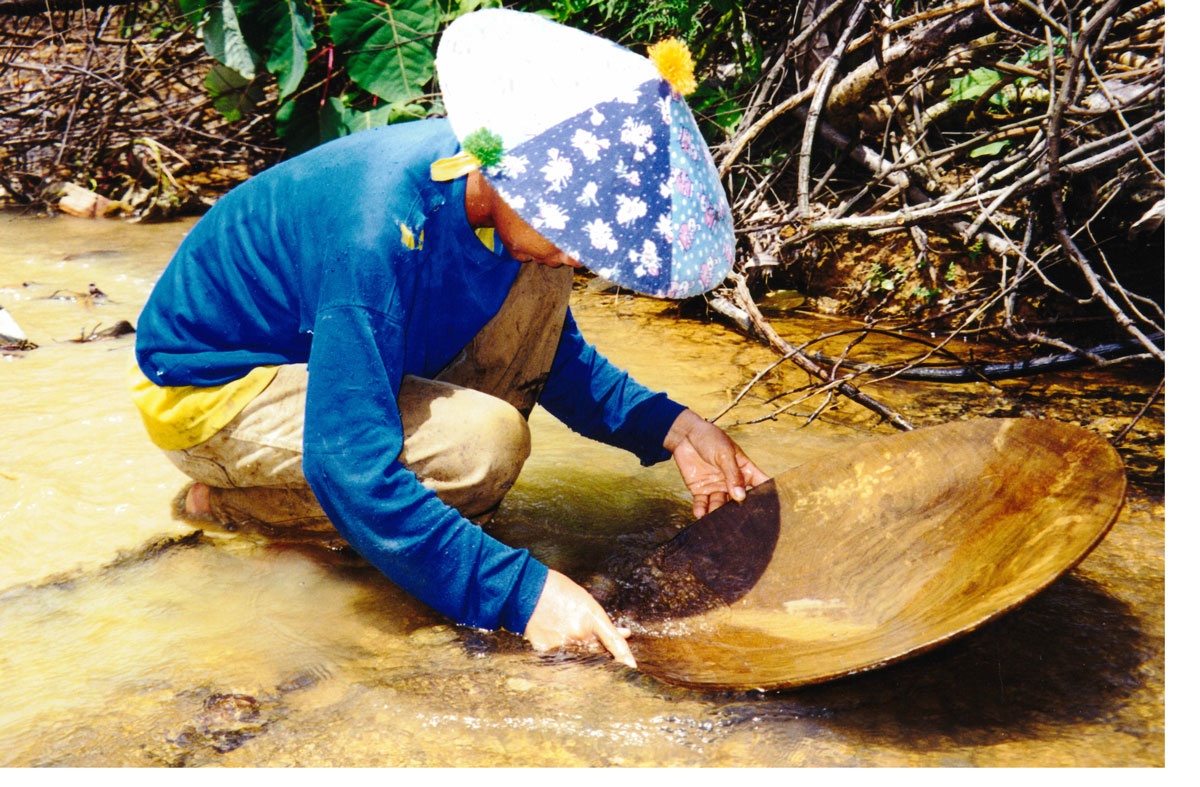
[{"left": 663, "top": 409, "right": 770, "bottom": 518}]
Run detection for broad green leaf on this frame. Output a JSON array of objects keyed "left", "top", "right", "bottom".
[
  {"left": 178, "top": 0, "right": 214, "bottom": 26},
  {"left": 236, "top": 0, "right": 316, "bottom": 97},
  {"left": 204, "top": 63, "right": 265, "bottom": 121},
  {"left": 344, "top": 103, "right": 400, "bottom": 134},
  {"left": 276, "top": 96, "right": 317, "bottom": 153},
  {"left": 392, "top": 101, "right": 432, "bottom": 121},
  {"left": 330, "top": 0, "right": 438, "bottom": 104},
  {"left": 969, "top": 140, "right": 1012, "bottom": 159},
  {"left": 318, "top": 98, "right": 355, "bottom": 142},
  {"left": 277, "top": 95, "right": 352, "bottom": 153},
  {"left": 202, "top": 0, "right": 258, "bottom": 80},
  {"left": 441, "top": 0, "right": 501, "bottom": 23},
  {"left": 344, "top": 101, "right": 429, "bottom": 132},
  {"left": 947, "top": 67, "right": 1002, "bottom": 104},
  {"left": 691, "top": 83, "right": 744, "bottom": 140}
]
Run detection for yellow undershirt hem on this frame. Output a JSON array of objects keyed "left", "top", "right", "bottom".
[{"left": 129, "top": 357, "right": 279, "bottom": 451}]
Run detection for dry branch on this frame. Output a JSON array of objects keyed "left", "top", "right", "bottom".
[
  {"left": 713, "top": 274, "right": 914, "bottom": 432},
  {"left": 720, "top": 0, "right": 1163, "bottom": 385},
  {"left": 823, "top": 1, "right": 1031, "bottom": 127},
  {"left": 796, "top": 1, "right": 867, "bottom": 216},
  {"left": 0, "top": 3, "right": 282, "bottom": 213}
]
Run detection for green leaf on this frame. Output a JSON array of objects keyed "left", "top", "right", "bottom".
[
  {"left": 178, "top": 0, "right": 213, "bottom": 27},
  {"left": 330, "top": 0, "right": 438, "bottom": 104},
  {"left": 343, "top": 101, "right": 421, "bottom": 132},
  {"left": 691, "top": 83, "right": 744, "bottom": 140},
  {"left": 318, "top": 97, "right": 355, "bottom": 141},
  {"left": 204, "top": 63, "right": 265, "bottom": 121},
  {"left": 1017, "top": 36, "right": 1068, "bottom": 67},
  {"left": 275, "top": 96, "right": 317, "bottom": 153},
  {"left": 947, "top": 67, "right": 1002, "bottom": 104},
  {"left": 969, "top": 140, "right": 1012, "bottom": 158},
  {"left": 441, "top": 0, "right": 502, "bottom": 24},
  {"left": 277, "top": 95, "right": 352, "bottom": 154},
  {"left": 202, "top": 0, "right": 258, "bottom": 80},
  {"left": 236, "top": 0, "right": 316, "bottom": 97},
  {"left": 391, "top": 101, "right": 432, "bottom": 122}
]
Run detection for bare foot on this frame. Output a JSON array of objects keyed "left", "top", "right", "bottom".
[{"left": 185, "top": 482, "right": 212, "bottom": 517}]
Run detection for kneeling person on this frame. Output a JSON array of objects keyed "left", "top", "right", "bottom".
[{"left": 130, "top": 9, "right": 767, "bottom": 668}]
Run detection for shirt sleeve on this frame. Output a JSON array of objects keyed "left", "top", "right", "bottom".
[
  {"left": 301, "top": 303, "right": 548, "bottom": 634},
  {"left": 538, "top": 309, "right": 687, "bottom": 466}
]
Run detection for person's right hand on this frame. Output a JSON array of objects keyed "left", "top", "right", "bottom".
[{"left": 523, "top": 569, "right": 637, "bottom": 669}]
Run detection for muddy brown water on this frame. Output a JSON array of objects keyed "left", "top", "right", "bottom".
[{"left": 0, "top": 213, "right": 1163, "bottom": 766}]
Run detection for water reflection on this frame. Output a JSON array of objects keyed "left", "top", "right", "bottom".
[{"left": 0, "top": 213, "right": 1164, "bottom": 766}]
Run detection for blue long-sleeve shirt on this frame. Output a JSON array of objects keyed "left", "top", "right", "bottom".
[{"left": 134, "top": 119, "right": 685, "bottom": 634}]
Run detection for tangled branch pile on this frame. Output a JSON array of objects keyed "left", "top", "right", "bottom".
[
  {"left": 0, "top": 0, "right": 284, "bottom": 217},
  {"left": 0, "top": 0, "right": 1165, "bottom": 384},
  {"left": 711, "top": 0, "right": 1164, "bottom": 372}
]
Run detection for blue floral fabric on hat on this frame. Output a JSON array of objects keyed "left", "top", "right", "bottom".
[{"left": 482, "top": 78, "right": 734, "bottom": 299}]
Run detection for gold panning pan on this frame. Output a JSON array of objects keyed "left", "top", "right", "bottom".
[{"left": 609, "top": 418, "right": 1126, "bottom": 690}]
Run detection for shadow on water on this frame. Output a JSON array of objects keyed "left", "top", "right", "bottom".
[{"left": 705, "top": 571, "right": 1149, "bottom": 748}]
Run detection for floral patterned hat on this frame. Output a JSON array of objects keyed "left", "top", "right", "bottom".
[{"left": 434, "top": 8, "right": 734, "bottom": 299}]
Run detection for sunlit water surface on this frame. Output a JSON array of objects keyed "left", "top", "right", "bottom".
[{"left": 0, "top": 213, "right": 1163, "bottom": 766}]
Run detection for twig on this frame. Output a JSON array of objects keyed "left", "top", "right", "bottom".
[
  {"left": 1111, "top": 377, "right": 1164, "bottom": 445},
  {"left": 796, "top": 1, "right": 867, "bottom": 217},
  {"left": 708, "top": 344, "right": 804, "bottom": 424},
  {"left": 718, "top": 79, "right": 820, "bottom": 178},
  {"left": 735, "top": 0, "right": 851, "bottom": 137},
  {"left": 1043, "top": 0, "right": 1164, "bottom": 362},
  {"left": 720, "top": 274, "right": 914, "bottom": 431}
]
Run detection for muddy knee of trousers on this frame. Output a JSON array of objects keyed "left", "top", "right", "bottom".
[{"left": 400, "top": 387, "right": 532, "bottom": 518}]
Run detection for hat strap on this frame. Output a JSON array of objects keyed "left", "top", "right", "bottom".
[{"left": 430, "top": 151, "right": 481, "bottom": 182}]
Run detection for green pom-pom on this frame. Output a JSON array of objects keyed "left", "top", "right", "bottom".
[{"left": 462, "top": 127, "right": 505, "bottom": 169}]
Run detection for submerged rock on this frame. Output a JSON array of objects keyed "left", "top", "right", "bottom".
[{"left": 164, "top": 692, "right": 273, "bottom": 761}]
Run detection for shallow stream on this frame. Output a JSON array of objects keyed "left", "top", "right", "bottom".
[{"left": 0, "top": 213, "right": 1164, "bottom": 766}]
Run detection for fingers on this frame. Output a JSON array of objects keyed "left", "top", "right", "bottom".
[
  {"left": 593, "top": 614, "right": 637, "bottom": 669},
  {"left": 738, "top": 451, "right": 771, "bottom": 488},
  {"left": 693, "top": 489, "right": 729, "bottom": 518},
  {"left": 524, "top": 570, "right": 637, "bottom": 669},
  {"left": 718, "top": 451, "right": 747, "bottom": 503}
]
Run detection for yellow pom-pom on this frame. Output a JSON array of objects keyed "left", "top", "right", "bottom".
[{"left": 648, "top": 38, "right": 697, "bottom": 96}]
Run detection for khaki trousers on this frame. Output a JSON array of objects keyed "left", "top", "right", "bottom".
[{"left": 165, "top": 263, "right": 574, "bottom": 541}]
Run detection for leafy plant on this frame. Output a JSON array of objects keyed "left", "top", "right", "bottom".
[
  {"left": 945, "top": 36, "right": 1070, "bottom": 158},
  {"left": 181, "top": 0, "right": 461, "bottom": 152},
  {"left": 946, "top": 66, "right": 1007, "bottom": 108},
  {"left": 912, "top": 285, "right": 941, "bottom": 304},
  {"left": 868, "top": 263, "right": 904, "bottom": 293},
  {"left": 182, "top": 0, "right": 757, "bottom": 154}
]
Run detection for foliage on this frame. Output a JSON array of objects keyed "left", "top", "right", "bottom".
[
  {"left": 182, "top": 0, "right": 761, "bottom": 154},
  {"left": 183, "top": 0, "right": 452, "bottom": 152},
  {"left": 945, "top": 37, "right": 1068, "bottom": 158}
]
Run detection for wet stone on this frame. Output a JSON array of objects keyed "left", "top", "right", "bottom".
[{"left": 160, "top": 692, "right": 275, "bottom": 763}]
